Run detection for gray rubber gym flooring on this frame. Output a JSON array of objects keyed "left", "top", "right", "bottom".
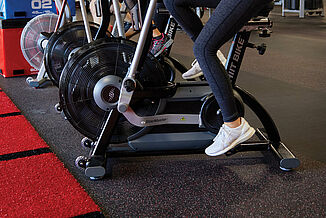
[{"left": 0, "top": 5, "right": 325, "bottom": 217}]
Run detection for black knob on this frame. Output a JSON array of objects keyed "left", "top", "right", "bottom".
[
  {"left": 259, "top": 29, "right": 271, "bottom": 37},
  {"left": 124, "top": 79, "right": 136, "bottom": 92},
  {"left": 257, "top": 43, "right": 266, "bottom": 55}
]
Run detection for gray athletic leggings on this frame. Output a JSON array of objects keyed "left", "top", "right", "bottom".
[{"left": 163, "top": 0, "right": 270, "bottom": 122}]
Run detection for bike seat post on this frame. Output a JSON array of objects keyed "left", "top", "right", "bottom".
[
  {"left": 112, "top": 0, "right": 126, "bottom": 38},
  {"left": 118, "top": 0, "right": 158, "bottom": 113},
  {"left": 54, "top": 0, "right": 69, "bottom": 31},
  {"left": 225, "top": 31, "right": 251, "bottom": 86},
  {"left": 79, "top": 0, "right": 93, "bottom": 43}
]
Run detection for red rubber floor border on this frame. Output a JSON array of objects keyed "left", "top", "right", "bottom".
[{"left": 0, "top": 88, "right": 104, "bottom": 217}]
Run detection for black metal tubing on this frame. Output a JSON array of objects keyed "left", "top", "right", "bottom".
[
  {"left": 91, "top": 109, "right": 121, "bottom": 156},
  {"left": 226, "top": 141, "right": 270, "bottom": 156},
  {"left": 166, "top": 56, "right": 188, "bottom": 74},
  {"left": 256, "top": 129, "right": 300, "bottom": 170},
  {"left": 164, "top": 17, "right": 178, "bottom": 56},
  {"left": 234, "top": 86, "right": 281, "bottom": 148},
  {"left": 107, "top": 147, "right": 205, "bottom": 157},
  {"left": 94, "top": 0, "right": 111, "bottom": 40},
  {"left": 226, "top": 31, "right": 251, "bottom": 85},
  {"left": 133, "top": 82, "right": 177, "bottom": 99}
]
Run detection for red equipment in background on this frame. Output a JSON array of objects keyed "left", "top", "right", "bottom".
[{"left": 0, "top": 19, "right": 37, "bottom": 78}]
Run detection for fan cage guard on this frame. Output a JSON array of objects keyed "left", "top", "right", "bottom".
[
  {"left": 59, "top": 38, "right": 168, "bottom": 143},
  {"left": 45, "top": 21, "right": 107, "bottom": 87},
  {"left": 20, "top": 14, "right": 58, "bottom": 70}
]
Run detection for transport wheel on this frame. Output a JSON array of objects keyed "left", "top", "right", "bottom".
[
  {"left": 75, "top": 156, "right": 88, "bottom": 170},
  {"left": 81, "top": 137, "right": 93, "bottom": 149},
  {"left": 54, "top": 103, "right": 62, "bottom": 113}
]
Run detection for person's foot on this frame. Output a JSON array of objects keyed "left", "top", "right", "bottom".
[
  {"left": 205, "top": 118, "right": 255, "bottom": 156},
  {"left": 124, "top": 22, "right": 132, "bottom": 33},
  {"left": 150, "top": 33, "right": 173, "bottom": 57},
  {"left": 182, "top": 50, "right": 227, "bottom": 80},
  {"left": 125, "top": 27, "right": 140, "bottom": 39},
  {"left": 182, "top": 59, "right": 203, "bottom": 79}
]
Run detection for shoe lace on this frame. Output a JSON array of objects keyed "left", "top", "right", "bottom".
[
  {"left": 214, "top": 124, "right": 231, "bottom": 145},
  {"left": 150, "top": 35, "right": 164, "bottom": 51}
]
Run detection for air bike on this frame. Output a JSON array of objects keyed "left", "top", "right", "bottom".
[
  {"left": 21, "top": 0, "right": 114, "bottom": 88},
  {"left": 58, "top": 0, "right": 300, "bottom": 180}
]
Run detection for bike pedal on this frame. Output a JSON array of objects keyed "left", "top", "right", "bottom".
[{"left": 225, "top": 145, "right": 242, "bottom": 156}]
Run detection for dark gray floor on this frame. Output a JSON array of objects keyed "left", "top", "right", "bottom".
[{"left": 0, "top": 5, "right": 325, "bottom": 217}]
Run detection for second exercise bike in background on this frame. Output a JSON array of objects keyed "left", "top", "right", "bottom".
[{"left": 45, "top": 0, "right": 114, "bottom": 87}]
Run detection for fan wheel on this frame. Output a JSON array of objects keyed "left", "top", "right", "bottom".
[
  {"left": 20, "top": 14, "right": 58, "bottom": 70},
  {"left": 59, "top": 38, "right": 168, "bottom": 143},
  {"left": 44, "top": 21, "right": 108, "bottom": 87}
]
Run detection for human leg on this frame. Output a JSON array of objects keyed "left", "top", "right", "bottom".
[
  {"left": 194, "top": 0, "right": 270, "bottom": 155},
  {"left": 163, "top": 0, "right": 219, "bottom": 41},
  {"left": 165, "top": 0, "right": 268, "bottom": 121},
  {"left": 164, "top": 0, "right": 269, "bottom": 155},
  {"left": 182, "top": 50, "right": 227, "bottom": 80}
]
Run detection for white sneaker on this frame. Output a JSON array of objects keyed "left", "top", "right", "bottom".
[
  {"left": 205, "top": 118, "right": 255, "bottom": 156},
  {"left": 182, "top": 50, "right": 227, "bottom": 80},
  {"left": 182, "top": 59, "right": 203, "bottom": 79}
]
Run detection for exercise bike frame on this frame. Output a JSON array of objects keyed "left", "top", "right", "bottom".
[{"left": 80, "top": 0, "right": 299, "bottom": 179}]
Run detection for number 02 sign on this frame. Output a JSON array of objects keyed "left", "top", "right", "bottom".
[{"left": 31, "top": 0, "right": 53, "bottom": 9}]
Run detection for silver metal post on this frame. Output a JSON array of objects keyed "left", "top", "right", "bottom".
[
  {"left": 112, "top": 0, "right": 126, "bottom": 38},
  {"left": 117, "top": 0, "right": 157, "bottom": 113},
  {"left": 196, "top": 7, "right": 201, "bottom": 17},
  {"left": 79, "top": 0, "right": 93, "bottom": 43},
  {"left": 55, "top": 0, "right": 72, "bottom": 20},
  {"left": 54, "top": 0, "right": 68, "bottom": 30},
  {"left": 127, "top": 0, "right": 157, "bottom": 78}
]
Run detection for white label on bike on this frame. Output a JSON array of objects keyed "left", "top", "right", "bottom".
[{"left": 31, "top": 0, "right": 53, "bottom": 9}]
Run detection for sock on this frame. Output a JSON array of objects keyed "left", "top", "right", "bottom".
[{"left": 225, "top": 118, "right": 243, "bottom": 130}]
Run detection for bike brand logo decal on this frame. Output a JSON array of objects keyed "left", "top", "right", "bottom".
[
  {"left": 145, "top": 118, "right": 168, "bottom": 124},
  {"left": 228, "top": 37, "right": 245, "bottom": 79},
  {"left": 167, "top": 21, "right": 176, "bottom": 38}
]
